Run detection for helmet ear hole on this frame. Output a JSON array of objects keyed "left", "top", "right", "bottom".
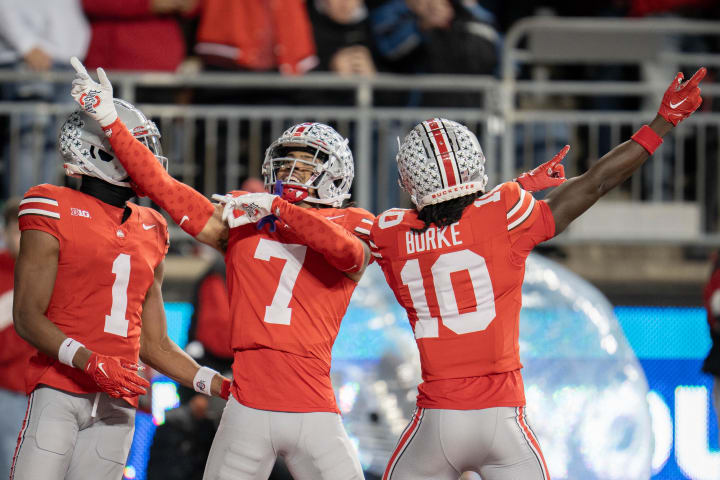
[{"left": 98, "top": 149, "right": 114, "bottom": 162}]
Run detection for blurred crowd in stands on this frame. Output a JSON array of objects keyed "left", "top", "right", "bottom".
[
  {"left": 0, "top": 0, "right": 718, "bottom": 202},
  {"left": 2, "top": 0, "right": 717, "bottom": 81}
]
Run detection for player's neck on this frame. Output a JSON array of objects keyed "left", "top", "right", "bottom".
[{"left": 79, "top": 176, "right": 135, "bottom": 208}]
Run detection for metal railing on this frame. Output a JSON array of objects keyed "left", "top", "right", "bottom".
[{"left": 0, "top": 17, "right": 718, "bottom": 241}]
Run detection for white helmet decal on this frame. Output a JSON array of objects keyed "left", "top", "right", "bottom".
[
  {"left": 262, "top": 122, "right": 354, "bottom": 208},
  {"left": 396, "top": 118, "right": 488, "bottom": 209},
  {"left": 58, "top": 99, "right": 167, "bottom": 187}
]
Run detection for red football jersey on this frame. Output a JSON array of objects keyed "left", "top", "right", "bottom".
[
  {"left": 18, "top": 184, "right": 169, "bottom": 406},
  {"left": 0, "top": 250, "right": 35, "bottom": 394},
  {"left": 369, "top": 182, "right": 555, "bottom": 409},
  {"left": 223, "top": 193, "right": 374, "bottom": 413}
]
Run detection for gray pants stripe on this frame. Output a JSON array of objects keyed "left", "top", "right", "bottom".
[
  {"left": 514, "top": 407, "right": 548, "bottom": 480},
  {"left": 9, "top": 391, "right": 34, "bottom": 480},
  {"left": 384, "top": 407, "right": 425, "bottom": 480}
]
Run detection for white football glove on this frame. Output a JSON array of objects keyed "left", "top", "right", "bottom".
[
  {"left": 70, "top": 56, "right": 118, "bottom": 127},
  {"left": 211, "top": 192, "right": 277, "bottom": 229}
]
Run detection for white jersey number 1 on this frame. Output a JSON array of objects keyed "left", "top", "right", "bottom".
[{"left": 104, "top": 253, "right": 131, "bottom": 337}]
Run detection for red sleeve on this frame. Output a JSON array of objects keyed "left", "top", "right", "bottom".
[
  {"left": 500, "top": 182, "right": 555, "bottom": 265},
  {"left": 272, "top": 199, "right": 366, "bottom": 273},
  {"left": 18, "top": 185, "right": 62, "bottom": 241},
  {"left": 82, "top": 0, "right": 153, "bottom": 18},
  {"left": 194, "top": 274, "right": 233, "bottom": 358},
  {"left": 336, "top": 208, "right": 375, "bottom": 244},
  {"left": 105, "top": 118, "right": 215, "bottom": 237}
]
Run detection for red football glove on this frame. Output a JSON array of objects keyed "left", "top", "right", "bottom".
[
  {"left": 658, "top": 67, "right": 706, "bottom": 126},
  {"left": 515, "top": 145, "right": 569, "bottom": 192},
  {"left": 84, "top": 352, "right": 150, "bottom": 398}
]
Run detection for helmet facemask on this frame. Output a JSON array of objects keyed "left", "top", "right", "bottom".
[
  {"left": 262, "top": 123, "right": 354, "bottom": 208},
  {"left": 264, "top": 144, "right": 330, "bottom": 203}
]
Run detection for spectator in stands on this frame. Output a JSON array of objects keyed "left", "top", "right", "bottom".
[
  {"left": 195, "top": 0, "right": 317, "bottom": 75},
  {"left": 368, "top": 0, "right": 499, "bottom": 78},
  {"left": 308, "top": 0, "right": 376, "bottom": 77},
  {"left": 147, "top": 385, "right": 217, "bottom": 480},
  {"left": 82, "top": 0, "right": 196, "bottom": 72},
  {"left": 702, "top": 250, "right": 720, "bottom": 440},
  {"left": 0, "top": 199, "right": 35, "bottom": 479},
  {"left": 0, "top": 0, "right": 89, "bottom": 197}
]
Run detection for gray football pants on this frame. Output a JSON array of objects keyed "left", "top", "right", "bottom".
[
  {"left": 10, "top": 386, "right": 135, "bottom": 480},
  {"left": 203, "top": 397, "right": 364, "bottom": 480},
  {"left": 383, "top": 406, "right": 550, "bottom": 480}
]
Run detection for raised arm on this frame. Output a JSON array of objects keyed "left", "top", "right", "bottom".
[
  {"left": 139, "top": 261, "right": 231, "bottom": 399},
  {"left": 68, "top": 57, "right": 228, "bottom": 251},
  {"left": 545, "top": 68, "right": 706, "bottom": 235}
]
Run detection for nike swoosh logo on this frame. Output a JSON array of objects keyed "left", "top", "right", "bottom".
[
  {"left": 98, "top": 362, "right": 108, "bottom": 378},
  {"left": 326, "top": 215, "right": 345, "bottom": 220},
  {"left": 669, "top": 98, "right": 687, "bottom": 109},
  {"left": 142, "top": 224, "right": 156, "bottom": 230},
  {"left": 179, "top": 215, "right": 189, "bottom": 226}
]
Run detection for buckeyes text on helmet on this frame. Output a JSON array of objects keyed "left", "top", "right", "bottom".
[
  {"left": 262, "top": 122, "right": 354, "bottom": 208},
  {"left": 396, "top": 118, "right": 488, "bottom": 210},
  {"left": 58, "top": 99, "right": 167, "bottom": 188}
]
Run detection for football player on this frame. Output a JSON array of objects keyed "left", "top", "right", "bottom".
[
  {"left": 11, "top": 99, "right": 231, "bottom": 479},
  {"left": 69, "top": 58, "right": 374, "bottom": 479},
  {"left": 368, "top": 68, "right": 705, "bottom": 480}
]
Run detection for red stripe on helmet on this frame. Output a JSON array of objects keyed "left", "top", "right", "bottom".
[{"left": 424, "top": 119, "right": 458, "bottom": 187}]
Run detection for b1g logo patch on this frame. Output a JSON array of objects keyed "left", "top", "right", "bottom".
[{"left": 70, "top": 208, "right": 91, "bottom": 218}]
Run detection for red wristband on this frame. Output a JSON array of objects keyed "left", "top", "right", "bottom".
[
  {"left": 631, "top": 125, "right": 663, "bottom": 155},
  {"left": 220, "top": 378, "right": 231, "bottom": 400}
]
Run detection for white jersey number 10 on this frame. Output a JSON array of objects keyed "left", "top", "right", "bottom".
[{"left": 400, "top": 250, "right": 496, "bottom": 339}]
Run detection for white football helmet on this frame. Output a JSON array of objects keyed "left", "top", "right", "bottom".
[
  {"left": 262, "top": 122, "right": 354, "bottom": 207},
  {"left": 396, "top": 118, "right": 488, "bottom": 209},
  {"left": 58, "top": 99, "right": 167, "bottom": 188}
]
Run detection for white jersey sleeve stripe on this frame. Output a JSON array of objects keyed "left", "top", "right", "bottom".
[
  {"left": 506, "top": 189, "right": 527, "bottom": 219},
  {"left": 354, "top": 227, "right": 371, "bottom": 236},
  {"left": 361, "top": 218, "right": 373, "bottom": 225},
  {"left": 20, "top": 197, "right": 58, "bottom": 207},
  {"left": 507, "top": 196, "right": 535, "bottom": 231},
  {"left": 369, "top": 240, "right": 378, "bottom": 249},
  {"left": 18, "top": 209, "right": 61, "bottom": 219}
]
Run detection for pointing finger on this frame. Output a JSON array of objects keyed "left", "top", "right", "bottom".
[
  {"left": 550, "top": 145, "right": 570, "bottom": 165},
  {"left": 70, "top": 56, "right": 88, "bottom": 76},
  {"left": 685, "top": 67, "right": 707, "bottom": 89}
]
